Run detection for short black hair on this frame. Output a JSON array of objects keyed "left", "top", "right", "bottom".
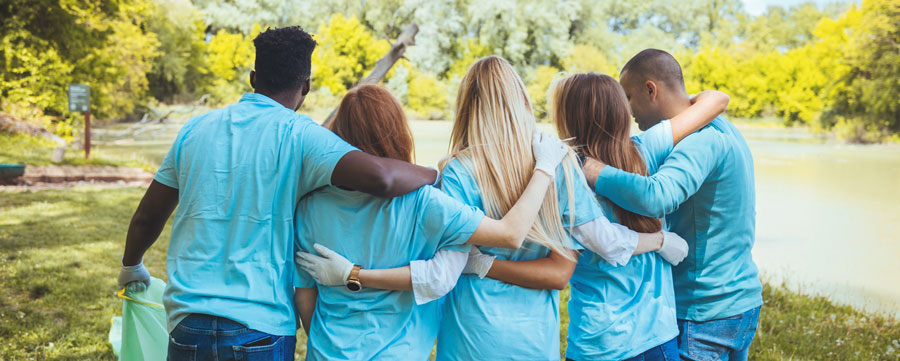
[
  {"left": 252, "top": 26, "right": 317, "bottom": 93},
  {"left": 621, "top": 49, "right": 685, "bottom": 90}
]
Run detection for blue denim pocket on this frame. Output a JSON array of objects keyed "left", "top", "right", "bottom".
[
  {"left": 685, "top": 316, "right": 744, "bottom": 361},
  {"left": 232, "top": 335, "right": 286, "bottom": 361},
  {"left": 167, "top": 336, "right": 197, "bottom": 361}
]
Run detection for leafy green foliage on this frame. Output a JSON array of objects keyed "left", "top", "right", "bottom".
[
  {"left": 203, "top": 25, "right": 259, "bottom": 105},
  {"left": 145, "top": 0, "right": 209, "bottom": 102},
  {"left": 311, "top": 14, "right": 390, "bottom": 94}
]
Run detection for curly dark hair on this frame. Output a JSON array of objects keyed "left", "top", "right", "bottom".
[{"left": 252, "top": 26, "right": 317, "bottom": 93}]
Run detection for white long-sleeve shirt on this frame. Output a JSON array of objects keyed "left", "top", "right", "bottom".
[{"left": 409, "top": 216, "right": 639, "bottom": 304}]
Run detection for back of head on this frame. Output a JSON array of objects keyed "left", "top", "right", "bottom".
[
  {"left": 550, "top": 73, "right": 661, "bottom": 233},
  {"left": 252, "top": 26, "right": 317, "bottom": 94},
  {"left": 620, "top": 49, "right": 685, "bottom": 93},
  {"left": 330, "top": 84, "right": 414, "bottom": 163},
  {"left": 447, "top": 55, "right": 580, "bottom": 258}
]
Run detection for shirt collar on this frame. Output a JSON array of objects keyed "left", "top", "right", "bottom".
[{"left": 239, "top": 93, "right": 287, "bottom": 109}]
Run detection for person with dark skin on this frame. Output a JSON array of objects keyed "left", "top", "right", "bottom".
[
  {"left": 116, "top": 26, "right": 440, "bottom": 360},
  {"left": 583, "top": 49, "right": 762, "bottom": 361}
]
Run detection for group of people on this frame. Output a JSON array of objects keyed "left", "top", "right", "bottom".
[{"left": 117, "top": 25, "right": 763, "bottom": 361}]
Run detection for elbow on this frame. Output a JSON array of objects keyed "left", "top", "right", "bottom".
[
  {"left": 366, "top": 163, "right": 394, "bottom": 197},
  {"left": 501, "top": 230, "right": 526, "bottom": 250},
  {"left": 548, "top": 269, "right": 574, "bottom": 290},
  {"left": 716, "top": 92, "right": 730, "bottom": 114}
]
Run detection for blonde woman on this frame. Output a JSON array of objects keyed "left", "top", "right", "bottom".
[
  {"left": 293, "top": 84, "right": 575, "bottom": 360},
  {"left": 298, "top": 56, "right": 691, "bottom": 359}
]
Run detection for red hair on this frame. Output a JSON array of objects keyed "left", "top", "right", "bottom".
[{"left": 329, "top": 84, "right": 414, "bottom": 163}]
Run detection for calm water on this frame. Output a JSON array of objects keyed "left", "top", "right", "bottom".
[
  {"left": 742, "top": 126, "right": 900, "bottom": 317},
  {"left": 96, "top": 119, "right": 900, "bottom": 317}
]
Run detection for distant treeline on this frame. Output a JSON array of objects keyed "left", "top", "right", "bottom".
[{"left": 1, "top": 0, "right": 897, "bottom": 142}]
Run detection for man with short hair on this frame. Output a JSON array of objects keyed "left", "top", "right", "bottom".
[
  {"left": 115, "top": 26, "right": 440, "bottom": 360},
  {"left": 583, "top": 49, "right": 763, "bottom": 361}
]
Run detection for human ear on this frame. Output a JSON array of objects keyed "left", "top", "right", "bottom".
[
  {"left": 646, "top": 81, "right": 658, "bottom": 101},
  {"left": 250, "top": 70, "right": 257, "bottom": 90},
  {"left": 301, "top": 79, "right": 311, "bottom": 96}
]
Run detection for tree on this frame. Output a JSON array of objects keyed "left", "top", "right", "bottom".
[
  {"left": 311, "top": 14, "right": 390, "bottom": 94},
  {"left": 146, "top": 0, "right": 209, "bottom": 101},
  {"left": 830, "top": 0, "right": 900, "bottom": 136}
]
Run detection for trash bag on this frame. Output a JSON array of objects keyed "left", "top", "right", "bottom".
[{"left": 109, "top": 277, "right": 168, "bottom": 361}]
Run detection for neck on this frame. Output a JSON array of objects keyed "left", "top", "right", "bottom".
[
  {"left": 659, "top": 92, "right": 691, "bottom": 121},
  {"left": 257, "top": 90, "right": 300, "bottom": 111}
]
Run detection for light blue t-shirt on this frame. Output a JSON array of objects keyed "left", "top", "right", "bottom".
[
  {"left": 436, "top": 156, "right": 605, "bottom": 361},
  {"left": 154, "top": 93, "right": 357, "bottom": 336},
  {"left": 566, "top": 121, "right": 679, "bottom": 361},
  {"left": 295, "top": 185, "right": 485, "bottom": 361},
  {"left": 595, "top": 116, "right": 763, "bottom": 322}
]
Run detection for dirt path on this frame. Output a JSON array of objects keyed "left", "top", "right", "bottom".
[{"left": 0, "top": 165, "right": 153, "bottom": 191}]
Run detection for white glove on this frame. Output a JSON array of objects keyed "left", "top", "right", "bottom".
[
  {"left": 657, "top": 232, "right": 689, "bottom": 266},
  {"left": 118, "top": 261, "right": 151, "bottom": 292},
  {"left": 532, "top": 130, "right": 569, "bottom": 178},
  {"left": 295, "top": 244, "right": 353, "bottom": 286},
  {"left": 462, "top": 247, "right": 495, "bottom": 279}
]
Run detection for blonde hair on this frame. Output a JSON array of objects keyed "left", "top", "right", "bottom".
[{"left": 440, "top": 56, "right": 582, "bottom": 259}]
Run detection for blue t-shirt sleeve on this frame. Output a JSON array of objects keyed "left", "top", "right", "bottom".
[
  {"left": 153, "top": 122, "right": 194, "bottom": 189},
  {"left": 417, "top": 186, "right": 485, "bottom": 253},
  {"left": 154, "top": 142, "right": 179, "bottom": 189},
  {"left": 297, "top": 120, "right": 358, "bottom": 194},
  {"left": 634, "top": 120, "right": 674, "bottom": 170},
  {"left": 555, "top": 159, "right": 605, "bottom": 250}
]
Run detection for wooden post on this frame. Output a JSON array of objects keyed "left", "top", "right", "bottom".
[
  {"left": 322, "top": 24, "right": 420, "bottom": 128},
  {"left": 84, "top": 111, "right": 91, "bottom": 159}
]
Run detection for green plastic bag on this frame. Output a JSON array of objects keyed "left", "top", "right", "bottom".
[{"left": 109, "top": 277, "right": 168, "bottom": 361}]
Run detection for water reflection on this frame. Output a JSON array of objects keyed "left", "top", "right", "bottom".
[{"left": 744, "top": 126, "right": 900, "bottom": 317}]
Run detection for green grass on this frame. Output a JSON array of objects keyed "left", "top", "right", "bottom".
[
  {"left": 1, "top": 187, "right": 898, "bottom": 360},
  {"left": 0, "top": 132, "right": 154, "bottom": 171}
]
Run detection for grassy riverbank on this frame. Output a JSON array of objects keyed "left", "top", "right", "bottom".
[{"left": 1, "top": 187, "right": 898, "bottom": 360}]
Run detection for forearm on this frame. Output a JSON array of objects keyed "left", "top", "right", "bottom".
[
  {"left": 670, "top": 90, "right": 728, "bottom": 144},
  {"left": 358, "top": 267, "right": 413, "bottom": 290},
  {"left": 332, "top": 151, "right": 438, "bottom": 198},
  {"left": 122, "top": 181, "right": 178, "bottom": 266},
  {"left": 484, "top": 251, "right": 576, "bottom": 290},
  {"left": 295, "top": 288, "right": 318, "bottom": 336},
  {"left": 572, "top": 217, "right": 639, "bottom": 266},
  {"left": 633, "top": 232, "right": 664, "bottom": 255},
  {"left": 467, "top": 170, "right": 553, "bottom": 248},
  {"left": 122, "top": 217, "right": 165, "bottom": 266}
]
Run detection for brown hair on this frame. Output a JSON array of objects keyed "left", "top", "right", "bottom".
[
  {"left": 550, "top": 73, "right": 662, "bottom": 233},
  {"left": 329, "top": 84, "right": 414, "bottom": 163}
]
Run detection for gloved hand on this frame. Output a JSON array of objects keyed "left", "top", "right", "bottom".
[
  {"left": 657, "top": 232, "right": 689, "bottom": 266},
  {"left": 118, "top": 261, "right": 151, "bottom": 293},
  {"left": 295, "top": 244, "right": 353, "bottom": 286},
  {"left": 532, "top": 130, "right": 569, "bottom": 178},
  {"left": 462, "top": 247, "right": 495, "bottom": 279}
]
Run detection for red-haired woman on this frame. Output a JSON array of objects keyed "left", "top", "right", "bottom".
[{"left": 292, "top": 84, "right": 571, "bottom": 360}]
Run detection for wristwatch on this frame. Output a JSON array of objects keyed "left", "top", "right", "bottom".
[{"left": 346, "top": 265, "right": 362, "bottom": 292}]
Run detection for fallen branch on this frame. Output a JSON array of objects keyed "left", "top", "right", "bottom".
[{"left": 321, "top": 23, "right": 419, "bottom": 128}]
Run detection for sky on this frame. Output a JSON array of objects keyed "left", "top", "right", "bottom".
[{"left": 740, "top": 0, "right": 854, "bottom": 16}]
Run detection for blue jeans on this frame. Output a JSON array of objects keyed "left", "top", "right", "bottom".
[
  {"left": 676, "top": 306, "right": 761, "bottom": 361},
  {"left": 168, "top": 314, "right": 296, "bottom": 361},
  {"left": 565, "top": 338, "right": 678, "bottom": 361}
]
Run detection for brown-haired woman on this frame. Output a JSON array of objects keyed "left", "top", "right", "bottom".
[
  {"left": 292, "top": 84, "right": 573, "bottom": 360},
  {"left": 549, "top": 72, "right": 728, "bottom": 361}
]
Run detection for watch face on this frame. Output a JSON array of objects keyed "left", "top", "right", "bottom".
[{"left": 346, "top": 281, "right": 362, "bottom": 292}]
